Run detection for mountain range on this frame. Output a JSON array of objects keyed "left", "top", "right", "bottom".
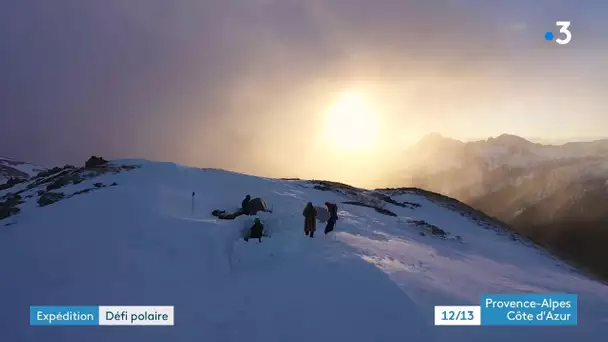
[{"left": 389, "top": 133, "right": 608, "bottom": 279}]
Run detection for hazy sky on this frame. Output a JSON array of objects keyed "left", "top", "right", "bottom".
[{"left": 1, "top": 0, "right": 607, "bottom": 186}]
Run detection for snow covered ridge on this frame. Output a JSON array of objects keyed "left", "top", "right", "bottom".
[
  {"left": 311, "top": 180, "right": 514, "bottom": 243},
  {"left": 0, "top": 156, "right": 46, "bottom": 182},
  {"left": 0, "top": 157, "right": 140, "bottom": 222},
  {"left": 2, "top": 159, "right": 608, "bottom": 341}
]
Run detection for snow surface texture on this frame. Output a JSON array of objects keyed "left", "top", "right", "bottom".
[{"left": 1, "top": 160, "right": 607, "bottom": 342}]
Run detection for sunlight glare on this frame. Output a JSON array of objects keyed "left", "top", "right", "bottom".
[{"left": 324, "top": 91, "right": 380, "bottom": 150}]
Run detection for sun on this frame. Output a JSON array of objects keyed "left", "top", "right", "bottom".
[{"left": 324, "top": 91, "right": 380, "bottom": 150}]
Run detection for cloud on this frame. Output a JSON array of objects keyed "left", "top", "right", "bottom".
[
  {"left": 507, "top": 22, "right": 528, "bottom": 32},
  {"left": 0, "top": 0, "right": 607, "bottom": 177}
]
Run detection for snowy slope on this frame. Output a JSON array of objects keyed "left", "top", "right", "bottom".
[
  {"left": 0, "top": 156, "right": 45, "bottom": 182},
  {"left": 1, "top": 160, "right": 607, "bottom": 342}
]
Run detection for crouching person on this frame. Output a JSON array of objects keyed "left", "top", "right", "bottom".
[{"left": 244, "top": 218, "right": 264, "bottom": 243}]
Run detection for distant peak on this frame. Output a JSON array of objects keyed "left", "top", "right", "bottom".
[
  {"left": 490, "top": 134, "right": 532, "bottom": 145},
  {"left": 424, "top": 132, "right": 444, "bottom": 139},
  {"left": 417, "top": 133, "right": 460, "bottom": 144}
]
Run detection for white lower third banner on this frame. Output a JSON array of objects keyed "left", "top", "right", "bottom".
[{"left": 99, "top": 306, "right": 174, "bottom": 326}]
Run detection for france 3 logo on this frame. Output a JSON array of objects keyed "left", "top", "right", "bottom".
[{"left": 545, "top": 21, "right": 572, "bottom": 45}]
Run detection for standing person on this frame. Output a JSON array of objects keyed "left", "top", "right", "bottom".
[
  {"left": 324, "top": 202, "right": 338, "bottom": 234},
  {"left": 302, "top": 202, "right": 317, "bottom": 238}
]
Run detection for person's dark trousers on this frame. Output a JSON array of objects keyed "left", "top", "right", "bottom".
[
  {"left": 325, "top": 218, "right": 336, "bottom": 234},
  {"left": 304, "top": 217, "right": 315, "bottom": 237},
  {"left": 310, "top": 230, "right": 315, "bottom": 238}
]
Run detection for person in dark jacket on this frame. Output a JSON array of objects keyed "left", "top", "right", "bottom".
[
  {"left": 302, "top": 202, "right": 317, "bottom": 238},
  {"left": 244, "top": 218, "right": 264, "bottom": 242},
  {"left": 241, "top": 194, "right": 251, "bottom": 215},
  {"left": 324, "top": 202, "right": 338, "bottom": 234}
]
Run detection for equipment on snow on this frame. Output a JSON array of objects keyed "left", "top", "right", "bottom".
[
  {"left": 213, "top": 196, "right": 272, "bottom": 220},
  {"left": 212, "top": 209, "right": 242, "bottom": 220},
  {"left": 244, "top": 197, "right": 271, "bottom": 215},
  {"left": 315, "top": 206, "right": 330, "bottom": 223}
]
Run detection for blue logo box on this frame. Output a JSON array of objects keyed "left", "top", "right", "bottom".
[
  {"left": 30, "top": 306, "right": 99, "bottom": 326},
  {"left": 480, "top": 294, "right": 577, "bottom": 326}
]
